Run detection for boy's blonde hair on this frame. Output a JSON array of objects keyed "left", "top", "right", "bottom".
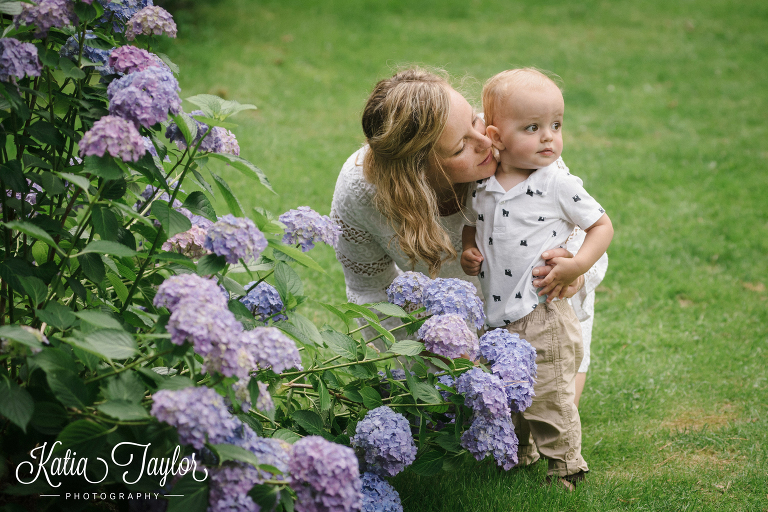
[{"left": 482, "top": 68, "right": 563, "bottom": 126}]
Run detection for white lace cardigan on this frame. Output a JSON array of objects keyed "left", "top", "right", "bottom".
[{"left": 330, "top": 146, "right": 607, "bottom": 369}]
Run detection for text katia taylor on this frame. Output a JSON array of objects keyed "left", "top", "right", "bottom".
[{"left": 16, "top": 441, "right": 208, "bottom": 488}]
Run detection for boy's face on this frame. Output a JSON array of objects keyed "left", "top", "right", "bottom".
[{"left": 492, "top": 82, "right": 564, "bottom": 172}]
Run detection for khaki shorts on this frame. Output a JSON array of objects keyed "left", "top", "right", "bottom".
[{"left": 502, "top": 300, "right": 588, "bottom": 477}]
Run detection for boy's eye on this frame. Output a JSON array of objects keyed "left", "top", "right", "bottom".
[
  {"left": 552, "top": 122, "right": 562, "bottom": 130},
  {"left": 525, "top": 124, "right": 538, "bottom": 133}
]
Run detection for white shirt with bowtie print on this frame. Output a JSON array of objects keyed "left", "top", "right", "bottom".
[{"left": 468, "top": 158, "right": 606, "bottom": 328}]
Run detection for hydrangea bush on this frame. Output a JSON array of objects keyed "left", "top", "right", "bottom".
[{"left": 0, "top": 4, "right": 537, "bottom": 511}]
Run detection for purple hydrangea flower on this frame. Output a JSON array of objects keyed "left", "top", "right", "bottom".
[
  {"left": 461, "top": 414, "right": 519, "bottom": 470},
  {"left": 14, "top": 0, "right": 76, "bottom": 39},
  {"left": 165, "top": 111, "right": 240, "bottom": 155},
  {"left": 109, "top": 45, "right": 167, "bottom": 74},
  {"left": 436, "top": 374, "right": 455, "bottom": 401},
  {"left": 279, "top": 206, "right": 341, "bottom": 252},
  {"left": 455, "top": 368, "right": 510, "bottom": 419},
  {"left": 480, "top": 329, "right": 537, "bottom": 413},
  {"left": 386, "top": 272, "right": 431, "bottom": 311},
  {"left": 255, "top": 381, "right": 274, "bottom": 411},
  {"left": 125, "top": 5, "right": 177, "bottom": 41},
  {"left": 166, "top": 300, "right": 242, "bottom": 358},
  {"left": 242, "top": 327, "right": 303, "bottom": 374},
  {"left": 423, "top": 278, "right": 485, "bottom": 330},
  {"left": 96, "top": 0, "right": 152, "bottom": 32},
  {"left": 240, "top": 281, "right": 286, "bottom": 322},
  {"left": 151, "top": 387, "right": 240, "bottom": 450},
  {"left": 107, "top": 66, "right": 181, "bottom": 128},
  {"left": 417, "top": 313, "right": 478, "bottom": 360},
  {"left": 351, "top": 406, "right": 417, "bottom": 477},
  {"left": 361, "top": 472, "right": 403, "bottom": 512},
  {"left": 5, "top": 179, "right": 43, "bottom": 206},
  {"left": 0, "top": 38, "right": 41, "bottom": 83},
  {"left": 162, "top": 225, "right": 210, "bottom": 259},
  {"left": 60, "top": 32, "right": 115, "bottom": 76},
  {"left": 79, "top": 115, "right": 146, "bottom": 162},
  {"left": 204, "top": 214, "right": 267, "bottom": 264},
  {"left": 154, "top": 274, "right": 227, "bottom": 311},
  {"left": 289, "top": 436, "right": 362, "bottom": 512}
]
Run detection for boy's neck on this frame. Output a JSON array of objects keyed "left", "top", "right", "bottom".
[{"left": 495, "top": 161, "right": 537, "bottom": 192}]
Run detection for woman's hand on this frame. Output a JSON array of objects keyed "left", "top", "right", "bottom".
[{"left": 531, "top": 248, "right": 585, "bottom": 300}]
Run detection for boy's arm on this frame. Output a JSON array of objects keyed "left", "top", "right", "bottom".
[
  {"left": 461, "top": 225, "right": 484, "bottom": 276},
  {"left": 538, "top": 213, "right": 614, "bottom": 300}
]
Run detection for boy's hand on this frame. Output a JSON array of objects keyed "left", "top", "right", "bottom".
[
  {"left": 536, "top": 257, "right": 583, "bottom": 302},
  {"left": 460, "top": 248, "right": 484, "bottom": 276}
]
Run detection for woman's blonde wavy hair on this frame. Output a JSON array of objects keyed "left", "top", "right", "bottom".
[{"left": 362, "top": 67, "right": 466, "bottom": 278}]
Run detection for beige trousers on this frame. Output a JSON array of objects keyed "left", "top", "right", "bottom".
[{"left": 502, "top": 300, "right": 588, "bottom": 477}]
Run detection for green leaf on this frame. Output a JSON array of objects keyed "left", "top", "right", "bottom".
[
  {"left": 0, "top": 325, "right": 44, "bottom": 350},
  {"left": 0, "top": 380, "right": 34, "bottom": 432},
  {"left": 359, "top": 387, "right": 383, "bottom": 410},
  {"left": 55, "top": 420, "right": 109, "bottom": 460},
  {"left": 210, "top": 443, "right": 260, "bottom": 467},
  {"left": 185, "top": 94, "right": 257, "bottom": 120},
  {"left": 82, "top": 329, "right": 138, "bottom": 360},
  {"left": 78, "top": 253, "right": 105, "bottom": 284},
  {"left": 291, "top": 410, "right": 325, "bottom": 436},
  {"left": 35, "top": 302, "right": 76, "bottom": 330},
  {"left": 96, "top": 400, "right": 149, "bottom": 421},
  {"left": 409, "top": 450, "right": 446, "bottom": 476},
  {"left": 268, "top": 239, "right": 325, "bottom": 273},
  {"left": 157, "top": 376, "right": 196, "bottom": 391},
  {"left": 58, "top": 172, "right": 92, "bottom": 195},
  {"left": 75, "top": 310, "right": 124, "bottom": 330},
  {"left": 47, "top": 371, "right": 89, "bottom": 408},
  {"left": 104, "top": 372, "right": 145, "bottom": 403},
  {"left": 410, "top": 381, "right": 443, "bottom": 404},
  {"left": 274, "top": 261, "right": 303, "bottom": 297},
  {"left": 288, "top": 312, "right": 321, "bottom": 345},
  {"left": 367, "top": 321, "right": 396, "bottom": 345},
  {"left": 248, "top": 484, "right": 279, "bottom": 512},
  {"left": 0, "top": 1, "right": 23, "bottom": 15},
  {"left": 32, "top": 347, "right": 78, "bottom": 375},
  {"left": 17, "top": 275, "right": 47, "bottom": 306},
  {"left": 452, "top": 358, "right": 476, "bottom": 372},
  {"left": 107, "top": 272, "right": 130, "bottom": 304},
  {"left": 189, "top": 113, "right": 238, "bottom": 129},
  {"left": 271, "top": 428, "right": 301, "bottom": 444},
  {"left": 435, "top": 433, "right": 462, "bottom": 453},
  {"left": 181, "top": 191, "right": 217, "bottom": 222},
  {"left": 197, "top": 253, "right": 227, "bottom": 276},
  {"left": 78, "top": 240, "right": 137, "bottom": 258},
  {"left": 152, "top": 251, "right": 197, "bottom": 270},
  {"left": 339, "top": 302, "right": 380, "bottom": 322},
  {"left": 207, "top": 153, "right": 273, "bottom": 193},
  {"left": 28, "top": 120, "right": 65, "bottom": 147},
  {"left": 91, "top": 206, "right": 119, "bottom": 241},
  {"left": 208, "top": 169, "right": 244, "bottom": 216},
  {"left": 151, "top": 200, "right": 192, "bottom": 238},
  {"left": 388, "top": 340, "right": 425, "bottom": 356},
  {"left": 83, "top": 155, "right": 124, "bottom": 180},
  {"left": 1, "top": 220, "right": 64, "bottom": 256},
  {"left": 166, "top": 472, "right": 209, "bottom": 512},
  {"left": 58, "top": 55, "right": 86, "bottom": 79},
  {"left": 428, "top": 357, "right": 453, "bottom": 374},
  {"left": 40, "top": 171, "right": 66, "bottom": 195},
  {"left": 316, "top": 378, "right": 331, "bottom": 411},
  {"left": 371, "top": 302, "right": 410, "bottom": 318},
  {"left": 321, "top": 330, "right": 358, "bottom": 361}
]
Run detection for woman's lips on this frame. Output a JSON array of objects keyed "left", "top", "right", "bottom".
[{"left": 480, "top": 150, "right": 493, "bottom": 165}]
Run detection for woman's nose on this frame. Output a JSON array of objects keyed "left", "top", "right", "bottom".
[{"left": 475, "top": 132, "right": 492, "bottom": 151}]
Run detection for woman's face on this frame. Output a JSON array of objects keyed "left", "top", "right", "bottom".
[{"left": 430, "top": 88, "right": 496, "bottom": 190}]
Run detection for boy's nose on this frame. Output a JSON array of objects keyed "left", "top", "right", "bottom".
[{"left": 540, "top": 128, "right": 553, "bottom": 142}]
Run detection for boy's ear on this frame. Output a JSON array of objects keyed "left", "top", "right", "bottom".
[{"left": 486, "top": 125, "right": 506, "bottom": 151}]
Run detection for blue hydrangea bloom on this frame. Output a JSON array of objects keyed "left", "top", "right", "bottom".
[
  {"left": 455, "top": 368, "right": 510, "bottom": 419},
  {"left": 386, "top": 271, "right": 431, "bottom": 311},
  {"left": 423, "top": 278, "right": 485, "bottom": 329},
  {"left": 417, "top": 313, "right": 478, "bottom": 360},
  {"left": 151, "top": 387, "right": 240, "bottom": 450},
  {"left": 351, "top": 406, "right": 417, "bottom": 477},
  {"left": 241, "top": 326, "right": 303, "bottom": 374},
  {"left": 0, "top": 38, "right": 41, "bottom": 83},
  {"left": 109, "top": 45, "right": 167, "bottom": 74},
  {"left": 361, "top": 472, "right": 403, "bottom": 512},
  {"left": 107, "top": 66, "right": 181, "bottom": 128},
  {"left": 289, "top": 436, "right": 362, "bottom": 512},
  {"left": 436, "top": 374, "right": 455, "bottom": 401},
  {"left": 96, "top": 0, "right": 153, "bottom": 32},
  {"left": 461, "top": 414, "right": 519, "bottom": 470},
  {"left": 60, "top": 32, "right": 115, "bottom": 76},
  {"left": 154, "top": 274, "right": 227, "bottom": 312},
  {"left": 165, "top": 110, "right": 240, "bottom": 155},
  {"left": 204, "top": 214, "right": 268, "bottom": 264},
  {"left": 481, "top": 329, "right": 537, "bottom": 413},
  {"left": 279, "top": 206, "right": 341, "bottom": 252},
  {"left": 240, "top": 281, "right": 286, "bottom": 322}
]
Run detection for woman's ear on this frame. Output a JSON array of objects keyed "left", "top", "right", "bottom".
[{"left": 486, "top": 125, "right": 506, "bottom": 151}]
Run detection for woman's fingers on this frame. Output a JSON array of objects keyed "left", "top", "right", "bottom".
[{"left": 541, "top": 247, "right": 573, "bottom": 260}]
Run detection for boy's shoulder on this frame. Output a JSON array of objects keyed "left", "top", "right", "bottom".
[{"left": 525, "top": 158, "right": 575, "bottom": 197}]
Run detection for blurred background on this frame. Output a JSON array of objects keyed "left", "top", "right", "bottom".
[{"left": 155, "top": 1, "right": 768, "bottom": 509}]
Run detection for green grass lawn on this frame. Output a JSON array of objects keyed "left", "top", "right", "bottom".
[{"left": 157, "top": 0, "right": 768, "bottom": 509}]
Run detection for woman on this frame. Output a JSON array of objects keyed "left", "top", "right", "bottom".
[{"left": 330, "top": 67, "right": 605, "bottom": 402}]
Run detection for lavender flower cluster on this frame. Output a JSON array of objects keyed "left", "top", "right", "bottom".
[
  {"left": 109, "top": 45, "right": 167, "bottom": 74},
  {"left": 361, "top": 472, "right": 403, "bottom": 512},
  {"left": 240, "top": 281, "right": 287, "bottom": 322},
  {"left": 150, "top": 387, "right": 240, "bottom": 449},
  {"left": 107, "top": 66, "right": 181, "bottom": 128},
  {"left": 417, "top": 313, "right": 478, "bottom": 360},
  {"left": 204, "top": 214, "right": 267, "bottom": 264},
  {"left": 96, "top": 0, "right": 152, "bottom": 32},
  {"left": 351, "top": 406, "right": 417, "bottom": 477},
  {"left": 480, "top": 329, "right": 537, "bottom": 413},
  {"left": 423, "top": 278, "right": 485, "bottom": 330},
  {"left": 125, "top": 5, "right": 178, "bottom": 41},
  {"left": 79, "top": 115, "right": 146, "bottom": 162},
  {"left": 241, "top": 327, "right": 302, "bottom": 374},
  {"left": 279, "top": 206, "right": 341, "bottom": 252},
  {"left": 289, "top": 436, "right": 362, "bottom": 512},
  {"left": 385, "top": 271, "right": 431, "bottom": 311},
  {"left": 455, "top": 368, "right": 510, "bottom": 419},
  {"left": 0, "top": 38, "right": 41, "bottom": 83},
  {"left": 14, "top": 0, "right": 76, "bottom": 39},
  {"left": 165, "top": 111, "right": 240, "bottom": 155},
  {"left": 161, "top": 225, "right": 209, "bottom": 259}
]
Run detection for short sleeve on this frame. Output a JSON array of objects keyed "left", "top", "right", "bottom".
[{"left": 555, "top": 173, "right": 606, "bottom": 231}]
